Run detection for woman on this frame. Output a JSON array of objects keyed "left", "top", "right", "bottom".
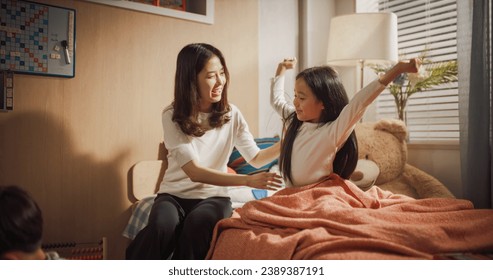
[
  {"left": 126, "top": 43, "right": 282, "bottom": 260},
  {"left": 271, "top": 57, "right": 420, "bottom": 187}
]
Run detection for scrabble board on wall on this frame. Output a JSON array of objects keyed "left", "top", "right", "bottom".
[{"left": 0, "top": 0, "right": 76, "bottom": 77}]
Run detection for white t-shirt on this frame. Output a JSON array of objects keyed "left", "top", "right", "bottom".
[
  {"left": 271, "top": 75, "right": 385, "bottom": 187},
  {"left": 158, "top": 104, "right": 260, "bottom": 199}
]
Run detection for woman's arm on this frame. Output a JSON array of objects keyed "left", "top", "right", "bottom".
[{"left": 181, "top": 160, "right": 283, "bottom": 191}]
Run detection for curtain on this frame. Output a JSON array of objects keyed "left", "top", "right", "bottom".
[{"left": 458, "top": 0, "right": 492, "bottom": 208}]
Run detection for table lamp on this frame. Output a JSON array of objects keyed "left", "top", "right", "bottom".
[{"left": 327, "top": 12, "right": 398, "bottom": 90}]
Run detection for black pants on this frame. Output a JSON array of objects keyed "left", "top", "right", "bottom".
[{"left": 125, "top": 193, "right": 232, "bottom": 260}]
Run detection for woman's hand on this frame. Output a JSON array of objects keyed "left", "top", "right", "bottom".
[{"left": 246, "top": 172, "right": 284, "bottom": 191}]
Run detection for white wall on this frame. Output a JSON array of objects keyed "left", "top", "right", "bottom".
[
  {"left": 258, "top": 0, "right": 299, "bottom": 138},
  {"left": 298, "top": 0, "right": 335, "bottom": 69}
]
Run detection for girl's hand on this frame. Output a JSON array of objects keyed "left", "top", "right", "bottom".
[
  {"left": 280, "top": 57, "right": 297, "bottom": 70},
  {"left": 276, "top": 57, "right": 297, "bottom": 76},
  {"left": 402, "top": 58, "right": 422, "bottom": 73},
  {"left": 379, "top": 58, "right": 422, "bottom": 86},
  {"left": 246, "top": 172, "right": 284, "bottom": 191}
]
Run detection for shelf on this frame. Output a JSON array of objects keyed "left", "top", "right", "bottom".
[{"left": 85, "top": 0, "right": 214, "bottom": 24}]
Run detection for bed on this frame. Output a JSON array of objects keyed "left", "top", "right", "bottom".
[
  {"left": 206, "top": 175, "right": 493, "bottom": 259},
  {"left": 123, "top": 156, "right": 493, "bottom": 260}
]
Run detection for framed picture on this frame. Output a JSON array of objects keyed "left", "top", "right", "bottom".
[{"left": 85, "top": 0, "right": 214, "bottom": 25}]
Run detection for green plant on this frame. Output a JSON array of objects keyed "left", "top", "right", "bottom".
[{"left": 371, "top": 52, "right": 458, "bottom": 121}]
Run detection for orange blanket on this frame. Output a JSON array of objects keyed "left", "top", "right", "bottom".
[{"left": 206, "top": 174, "right": 493, "bottom": 260}]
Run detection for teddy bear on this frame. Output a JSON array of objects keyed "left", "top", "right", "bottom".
[{"left": 349, "top": 119, "right": 455, "bottom": 199}]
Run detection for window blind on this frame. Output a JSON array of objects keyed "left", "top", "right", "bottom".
[{"left": 376, "top": 0, "right": 458, "bottom": 142}]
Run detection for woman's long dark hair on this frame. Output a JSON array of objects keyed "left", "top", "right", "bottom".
[
  {"left": 172, "top": 43, "right": 231, "bottom": 137},
  {"left": 280, "top": 66, "right": 358, "bottom": 182}
]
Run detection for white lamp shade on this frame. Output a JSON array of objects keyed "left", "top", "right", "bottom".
[{"left": 327, "top": 13, "right": 398, "bottom": 66}]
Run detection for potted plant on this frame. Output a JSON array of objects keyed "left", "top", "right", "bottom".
[{"left": 371, "top": 51, "right": 458, "bottom": 122}]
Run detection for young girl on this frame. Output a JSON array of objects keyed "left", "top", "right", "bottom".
[
  {"left": 126, "top": 43, "right": 282, "bottom": 260},
  {"left": 271, "top": 57, "right": 420, "bottom": 188}
]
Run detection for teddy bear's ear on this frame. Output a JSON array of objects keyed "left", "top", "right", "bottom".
[{"left": 374, "top": 119, "right": 408, "bottom": 142}]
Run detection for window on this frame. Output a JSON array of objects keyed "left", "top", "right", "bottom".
[{"left": 359, "top": 0, "right": 458, "bottom": 142}]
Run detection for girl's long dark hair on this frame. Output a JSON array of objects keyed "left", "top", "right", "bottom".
[
  {"left": 280, "top": 66, "right": 358, "bottom": 182},
  {"left": 172, "top": 43, "right": 231, "bottom": 137}
]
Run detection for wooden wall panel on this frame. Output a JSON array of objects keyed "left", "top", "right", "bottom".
[{"left": 0, "top": 0, "right": 258, "bottom": 259}]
